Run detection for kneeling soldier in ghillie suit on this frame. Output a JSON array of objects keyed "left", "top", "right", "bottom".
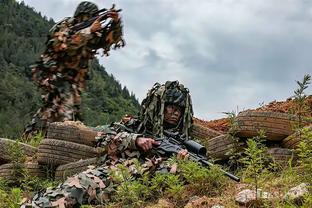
[
  {"left": 24, "top": 81, "right": 193, "bottom": 207},
  {"left": 23, "top": 1, "right": 125, "bottom": 138}
]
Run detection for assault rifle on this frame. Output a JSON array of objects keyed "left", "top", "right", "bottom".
[
  {"left": 70, "top": 4, "right": 122, "bottom": 33},
  {"left": 153, "top": 130, "right": 240, "bottom": 182}
]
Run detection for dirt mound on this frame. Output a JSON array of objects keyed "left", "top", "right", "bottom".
[
  {"left": 194, "top": 96, "right": 312, "bottom": 133},
  {"left": 193, "top": 117, "right": 229, "bottom": 133},
  {"left": 252, "top": 95, "right": 312, "bottom": 115}
]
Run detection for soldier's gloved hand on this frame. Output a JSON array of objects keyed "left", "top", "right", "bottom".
[
  {"left": 136, "top": 137, "right": 159, "bottom": 151},
  {"left": 177, "top": 149, "right": 189, "bottom": 160},
  {"left": 108, "top": 11, "right": 119, "bottom": 21},
  {"left": 90, "top": 17, "right": 102, "bottom": 33}
]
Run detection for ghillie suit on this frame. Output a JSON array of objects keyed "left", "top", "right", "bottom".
[
  {"left": 138, "top": 80, "right": 193, "bottom": 137},
  {"left": 23, "top": 2, "right": 125, "bottom": 139},
  {"left": 22, "top": 81, "right": 193, "bottom": 207}
]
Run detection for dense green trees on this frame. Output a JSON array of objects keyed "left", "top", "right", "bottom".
[
  {"left": 81, "top": 61, "right": 140, "bottom": 127},
  {"left": 0, "top": 0, "right": 140, "bottom": 138}
]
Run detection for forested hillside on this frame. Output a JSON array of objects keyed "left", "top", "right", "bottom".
[{"left": 0, "top": 0, "right": 140, "bottom": 139}]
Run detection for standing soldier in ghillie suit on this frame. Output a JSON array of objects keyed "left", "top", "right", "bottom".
[
  {"left": 24, "top": 81, "right": 194, "bottom": 207},
  {"left": 23, "top": 1, "right": 125, "bottom": 139}
]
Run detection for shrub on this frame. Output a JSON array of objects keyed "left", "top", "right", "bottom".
[
  {"left": 0, "top": 187, "right": 22, "bottom": 208},
  {"left": 240, "top": 130, "right": 270, "bottom": 199},
  {"left": 179, "top": 159, "right": 227, "bottom": 196},
  {"left": 296, "top": 126, "right": 312, "bottom": 181}
]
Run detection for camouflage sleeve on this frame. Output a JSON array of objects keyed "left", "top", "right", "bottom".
[
  {"left": 50, "top": 25, "right": 100, "bottom": 53},
  {"left": 95, "top": 126, "right": 142, "bottom": 155}
]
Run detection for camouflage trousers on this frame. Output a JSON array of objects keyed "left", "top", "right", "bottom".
[{"left": 23, "top": 84, "right": 82, "bottom": 139}]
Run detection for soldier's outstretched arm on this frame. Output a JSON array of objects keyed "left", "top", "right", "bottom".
[
  {"left": 96, "top": 128, "right": 143, "bottom": 155},
  {"left": 50, "top": 32, "right": 87, "bottom": 53},
  {"left": 50, "top": 12, "right": 124, "bottom": 55},
  {"left": 49, "top": 20, "right": 103, "bottom": 54}
]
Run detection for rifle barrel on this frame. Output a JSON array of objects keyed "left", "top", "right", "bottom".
[{"left": 201, "top": 160, "right": 240, "bottom": 182}]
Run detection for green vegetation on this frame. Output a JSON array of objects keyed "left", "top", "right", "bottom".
[
  {"left": 291, "top": 74, "right": 311, "bottom": 129},
  {"left": 296, "top": 126, "right": 312, "bottom": 182},
  {"left": 108, "top": 159, "right": 185, "bottom": 207},
  {"left": 0, "top": 0, "right": 140, "bottom": 139},
  {"left": 240, "top": 130, "right": 269, "bottom": 199},
  {"left": 24, "top": 131, "right": 44, "bottom": 147},
  {"left": 0, "top": 138, "right": 58, "bottom": 207},
  {"left": 101, "top": 157, "right": 228, "bottom": 207},
  {"left": 224, "top": 111, "right": 245, "bottom": 169},
  {"left": 0, "top": 185, "right": 22, "bottom": 208},
  {"left": 179, "top": 160, "right": 226, "bottom": 196}
]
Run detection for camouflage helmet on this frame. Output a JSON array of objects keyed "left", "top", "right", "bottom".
[
  {"left": 74, "top": 1, "right": 99, "bottom": 18},
  {"left": 138, "top": 81, "right": 193, "bottom": 137}
]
